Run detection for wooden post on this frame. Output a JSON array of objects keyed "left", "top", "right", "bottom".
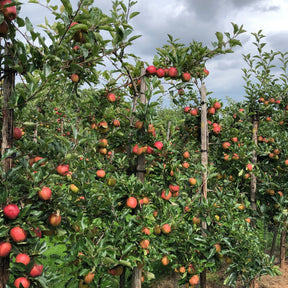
[
  {"left": 200, "top": 80, "right": 208, "bottom": 288},
  {"left": 131, "top": 68, "right": 147, "bottom": 288},
  {"left": 0, "top": 43, "right": 15, "bottom": 288}
]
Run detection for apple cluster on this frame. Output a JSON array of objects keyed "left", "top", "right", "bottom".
[
  {"left": 0, "top": 203, "right": 44, "bottom": 288},
  {"left": 145, "top": 65, "right": 209, "bottom": 81},
  {"left": 0, "top": 0, "right": 16, "bottom": 38}
]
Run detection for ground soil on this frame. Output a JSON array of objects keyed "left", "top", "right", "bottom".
[{"left": 149, "top": 261, "right": 288, "bottom": 288}]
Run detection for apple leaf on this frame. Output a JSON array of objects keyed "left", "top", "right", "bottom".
[{"left": 60, "top": 0, "right": 73, "bottom": 15}]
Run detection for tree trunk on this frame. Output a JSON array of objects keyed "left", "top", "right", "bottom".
[
  {"left": 120, "top": 266, "right": 126, "bottom": 288},
  {"left": 270, "top": 227, "right": 278, "bottom": 258},
  {"left": 131, "top": 68, "right": 147, "bottom": 288},
  {"left": 200, "top": 81, "right": 208, "bottom": 288},
  {"left": 0, "top": 43, "right": 15, "bottom": 288},
  {"left": 280, "top": 229, "right": 286, "bottom": 269}
]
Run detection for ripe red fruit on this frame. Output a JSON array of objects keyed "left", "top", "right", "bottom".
[
  {"left": 142, "top": 227, "right": 150, "bottom": 235},
  {"left": 169, "top": 184, "right": 179, "bottom": 193},
  {"left": 10, "top": 226, "right": 27, "bottom": 243},
  {"left": 14, "top": 277, "right": 30, "bottom": 288},
  {"left": 190, "top": 108, "right": 198, "bottom": 116},
  {"left": 146, "top": 65, "right": 157, "bottom": 75},
  {"left": 0, "top": 242, "right": 12, "bottom": 257},
  {"left": 56, "top": 164, "right": 70, "bottom": 176},
  {"left": 203, "top": 69, "right": 209, "bottom": 76},
  {"left": 107, "top": 93, "right": 116, "bottom": 102},
  {"left": 132, "top": 144, "right": 143, "bottom": 156},
  {"left": 15, "top": 253, "right": 31, "bottom": 265},
  {"left": 139, "top": 239, "right": 150, "bottom": 249},
  {"left": 208, "top": 107, "right": 215, "bottom": 115},
  {"left": 183, "top": 106, "right": 190, "bottom": 113},
  {"left": 0, "top": 0, "right": 17, "bottom": 21},
  {"left": 246, "top": 163, "right": 253, "bottom": 171},
  {"left": 49, "top": 212, "right": 62, "bottom": 226},
  {"left": 156, "top": 68, "right": 165, "bottom": 78},
  {"left": 161, "top": 190, "right": 172, "bottom": 200},
  {"left": 134, "top": 120, "right": 144, "bottom": 129},
  {"left": 212, "top": 123, "right": 221, "bottom": 134},
  {"left": 182, "top": 72, "right": 191, "bottom": 82},
  {"left": 161, "top": 224, "right": 171, "bottom": 234},
  {"left": 231, "top": 137, "right": 238, "bottom": 143},
  {"left": 38, "top": 187, "right": 52, "bottom": 201},
  {"left": 71, "top": 73, "right": 79, "bottom": 83},
  {"left": 3, "top": 203, "right": 20, "bottom": 219},
  {"left": 126, "top": 197, "right": 137, "bottom": 209},
  {"left": 13, "top": 127, "right": 22, "bottom": 140},
  {"left": 168, "top": 67, "right": 178, "bottom": 78},
  {"left": 189, "top": 275, "right": 200, "bottom": 285},
  {"left": 213, "top": 102, "right": 221, "bottom": 110},
  {"left": 146, "top": 146, "right": 154, "bottom": 154},
  {"left": 113, "top": 119, "right": 120, "bottom": 127},
  {"left": 222, "top": 142, "right": 231, "bottom": 149},
  {"left": 96, "top": 169, "right": 105, "bottom": 178},
  {"left": 29, "top": 263, "right": 43, "bottom": 277},
  {"left": 154, "top": 141, "right": 163, "bottom": 150}
]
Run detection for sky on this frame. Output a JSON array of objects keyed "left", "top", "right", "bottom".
[{"left": 19, "top": 0, "right": 288, "bottom": 104}]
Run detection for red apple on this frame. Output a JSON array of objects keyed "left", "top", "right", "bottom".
[
  {"left": 156, "top": 68, "right": 165, "bottom": 78},
  {"left": 56, "top": 164, "right": 69, "bottom": 176},
  {"left": 38, "top": 187, "right": 52, "bottom": 201},
  {"left": 96, "top": 169, "right": 106, "bottom": 178},
  {"left": 126, "top": 197, "right": 137, "bottom": 209},
  {"left": 208, "top": 107, "right": 215, "bottom": 115},
  {"left": 135, "top": 120, "right": 144, "bottom": 129},
  {"left": 15, "top": 253, "right": 31, "bottom": 265},
  {"left": 49, "top": 212, "right": 62, "bottom": 226},
  {"left": 29, "top": 263, "right": 43, "bottom": 277},
  {"left": 246, "top": 163, "right": 253, "bottom": 171},
  {"left": 0, "top": 0, "right": 17, "bottom": 21},
  {"left": 107, "top": 93, "right": 116, "bottom": 102},
  {"left": 113, "top": 119, "right": 120, "bottom": 127},
  {"left": 3, "top": 203, "right": 20, "bottom": 219},
  {"left": 231, "top": 137, "right": 238, "bottom": 143},
  {"left": 14, "top": 277, "right": 30, "bottom": 288},
  {"left": 132, "top": 144, "right": 143, "bottom": 156},
  {"left": 203, "top": 69, "right": 209, "bottom": 76},
  {"left": 71, "top": 73, "right": 79, "bottom": 83},
  {"left": 161, "top": 224, "right": 171, "bottom": 234},
  {"left": 98, "top": 138, "right": 108, "bottom": 147},
  {"left": 154, "top": 141, "right": 163, "bottom": 150},
  {"left": 146, "top": 146, "right": 154, "bottom": 154},
  {"left": 10, "top": 226, "right": 27, "bottom": 243},
  {"left": 190, "top": 108, "right": 198, "bottom": 116},
  {"left": 212, "top": 123, "right": 221, "bottom": 134},
  {"left": 146, "top": 65, "right": 157, "bottom": 75},
  {"left": 0, "top": 242, "right": 12, "bottom": 257},
  {"left": 222, "top": 142, "right": 231, "bottom": 149},
  {"left": 161, "top": 189, "right": 172, "bottom": 200},
  {"left": 139, "top": 239, "right": 149, "bottom": 249},
  {"left": 13, "top": 127, "right": 22, "bottom": 140},
  {"left": 168, "top": 67, "right": 178, "bottom": 78},
  {"left": 213, "top": 102, "right": 221, "bottom": 110},
  {"left": 182, "top": 72, "right": 191, "bottom": 82},
  {"left": 141, "top": 227, "right": 150, "bottom": 235},
  {"left": 169, "top": 184, "right": 179, "bottom": 193},
  {"left": 183, "top": 106, "right": 190, "bottom": 113}
]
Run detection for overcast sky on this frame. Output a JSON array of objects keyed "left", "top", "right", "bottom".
[{"left": 20, "top": 0, "right": 288, "bottom": 104}]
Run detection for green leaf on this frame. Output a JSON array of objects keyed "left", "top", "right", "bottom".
[
  {"left": 60, "top": 0, "right": 72, "bottom": 15},
  {"left": 129, "top": 11, "right": 140, "bottom": 20}
]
